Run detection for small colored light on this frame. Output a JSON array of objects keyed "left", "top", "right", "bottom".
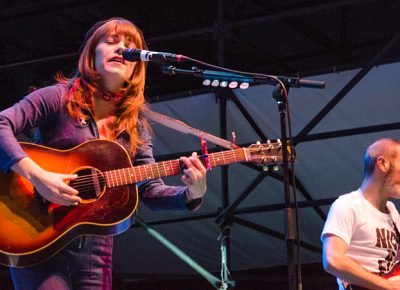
[
  {"left": 203, "top": 79, "right": 211, "bottom": 86},
  {"left": 229, "top": 81, "right": 238, "bottom": 88},
  {"left": 211, "top": 80, "right": 220, "bottom": 87},
  {"left": 220, "top": 81, "right": 228, "bottom": 87},
  {"left": 240, "top": 82, "right": 249, "bottom": 89}
]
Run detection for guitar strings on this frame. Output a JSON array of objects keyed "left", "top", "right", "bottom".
[
  {"left": 71, "top": 153, "right": 246, "bottom": 188},
  {"left": 71, "top": 151, "right": 248, "bottom": 189},
  {"left": 68, "top": 149, "right": 252, "bottom": 193}
]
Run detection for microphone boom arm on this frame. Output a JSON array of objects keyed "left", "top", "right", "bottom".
[{"left": 161, "top": 65, "right": 325, "bottom": 89}]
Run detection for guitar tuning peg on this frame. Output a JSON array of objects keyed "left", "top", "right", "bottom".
[
  {"left": 273, "top": 165, "right": 280, "bottom": 171},
  {"left": 277, "top": 139, "right": 281, "bottom": 144},
  {"left": 256, "top": 141, "right": 263, "bottom": 150},
  {"left": 263, "top": 165, "right": 269, "bottom": 171},
  {"left": 267, "top": 140, "right": 271, "bottom": 144}
]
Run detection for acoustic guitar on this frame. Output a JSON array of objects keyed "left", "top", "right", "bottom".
[
  {"left": 345, "top": 262, "right": 400, "bottom": 289},
  {"left": 0, "top": 139, "right": 289, "bottom": 267}
]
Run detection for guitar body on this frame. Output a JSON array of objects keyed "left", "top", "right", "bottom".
[
  {"left": 383, "top": 262, "right": 400, "bottom": 280},
  {"left": 0, "top": 138, "right": 287, "bottom": 268},
  {"left": 0, "top": 140, "right": 138, "bottom": 267},
  {"left": 347, "top": 262, "right": 400, "bottom": 289}
]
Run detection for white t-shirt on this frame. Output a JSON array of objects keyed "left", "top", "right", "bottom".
[{"left": 321, "top": 189, "right": 400, "bottom": 289}]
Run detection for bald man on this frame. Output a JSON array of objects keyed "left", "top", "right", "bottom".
[{"left": 322, "top": 138, "right": 400, "bottom": 290}]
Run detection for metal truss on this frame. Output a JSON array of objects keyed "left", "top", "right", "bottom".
[{"left": 143, "top": 1, "right": 400, "bottom": 274}]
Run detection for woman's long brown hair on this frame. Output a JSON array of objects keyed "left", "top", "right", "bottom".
[{"left": 57, "top": 17, "right": 150, "bottom": 152}]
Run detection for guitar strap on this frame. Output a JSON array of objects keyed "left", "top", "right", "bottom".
[{"left": 144, "top": 110, "right": 239, "bottom": 149}]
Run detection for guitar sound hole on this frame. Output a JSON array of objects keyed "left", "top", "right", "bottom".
[{"left": 69, "top": 167, "right": 106, "bottom": 201}]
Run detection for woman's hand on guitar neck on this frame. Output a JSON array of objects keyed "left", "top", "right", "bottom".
[
  {"left": 180, "top": 152, "right": 207, "bottom": 200},
  {"left": 11, "top": 157, "right": 81, "bottom": 206}
]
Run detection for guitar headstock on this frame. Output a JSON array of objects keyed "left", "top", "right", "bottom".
[{"left": 245, "top": 140, "right": 296, "bottom": 166}]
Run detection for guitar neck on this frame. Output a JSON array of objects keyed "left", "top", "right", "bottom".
[{"left": 105, "top": 147, "right": 248, "bottom": 188}]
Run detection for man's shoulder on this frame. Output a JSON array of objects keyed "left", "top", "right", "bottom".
[{"left": 336, "top": 189, "right": 362, "bottom": 203}]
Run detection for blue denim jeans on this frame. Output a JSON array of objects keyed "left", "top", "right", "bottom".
[{"left": 10, "top": 235, "right": 113, "bottom": 290}]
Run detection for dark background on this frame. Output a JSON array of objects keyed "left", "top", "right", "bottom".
[
  {"left": 1, "top": 0, "right": 400, "bottom": 107},
  {"left": 1, "top": 1, "right": 400, "bottom": 289}
]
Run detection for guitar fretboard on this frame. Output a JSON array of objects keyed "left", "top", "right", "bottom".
[{"left": 104, "top": 148, "right": 248, "bottom": 188}]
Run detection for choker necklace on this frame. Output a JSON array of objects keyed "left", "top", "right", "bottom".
[
  {"left": 100, "top": 91, "right": 124, "bottom": 103},
  {"left": 67, "top": 77, "right": 124, "bottom": 103}
]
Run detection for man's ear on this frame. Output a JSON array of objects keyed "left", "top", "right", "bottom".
[{"left": 376, "top": 156, "right": 390, "bottom": 173}]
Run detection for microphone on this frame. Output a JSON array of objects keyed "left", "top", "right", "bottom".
[{"left": 122, "top": 48, "right": 187, "bottom": 64}]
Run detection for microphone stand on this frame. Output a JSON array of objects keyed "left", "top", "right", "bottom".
[
  {"left": 273, "top": 83, "right": 298, "bottom": 290},
  {"left": 161, "top": 64, "right": 323, "bottom": 290}
]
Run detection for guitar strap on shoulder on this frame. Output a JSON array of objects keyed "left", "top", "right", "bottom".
[{"left": 144, "top": 110, "right": 238, "bottom": 149}]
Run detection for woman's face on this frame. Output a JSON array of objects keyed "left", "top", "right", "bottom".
[{"left": 94, "top": 33, "right": 136, "bottom": 91}]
